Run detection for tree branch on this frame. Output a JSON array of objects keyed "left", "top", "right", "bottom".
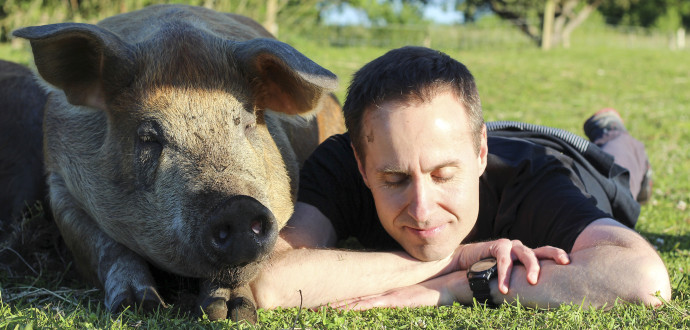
[
  {"left": 488, "top": 0, "right": 541, "bottom": 45},
  {"left": 563, "top": 0, "right": 603, "bottom": 36}
]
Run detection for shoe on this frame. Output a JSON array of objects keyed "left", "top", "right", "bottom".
[
  {"left": 584, "top": 108, "right": 653, "bottom": 203},
  {"left": 583, "top": 108, "right": 626, "bottom": 144}
]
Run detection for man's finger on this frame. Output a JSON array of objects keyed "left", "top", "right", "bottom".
[
  {"left": 324, "top": 293, "right": 380, "bottom": 310},
  {"left": 534, "top": 246, "right": 570, "bottom": 265},
  {"left": 492, "top": 240, "right": 513, "bottom": 294},
  {"left": 335, "top": 299, "right": 374, "bottom": 311},
  {"left": 512, "top": 243, "right": 540, "bottom": 285}
]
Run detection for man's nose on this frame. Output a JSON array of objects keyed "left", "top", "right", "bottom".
[{"left": 407, "top": 177, "right": 433, "bottom": 223}]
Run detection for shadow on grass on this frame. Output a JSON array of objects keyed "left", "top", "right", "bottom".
[{"left": 638, "top": 230, "right": 690, "bottom": 252}]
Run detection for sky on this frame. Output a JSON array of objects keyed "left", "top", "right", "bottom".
[{"left": 321, "top": 0, "right": 465, "bottom": 26}]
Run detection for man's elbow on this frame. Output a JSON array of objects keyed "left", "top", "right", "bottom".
[{"left": 631, "top": 256, "right": 671, "bottom": 306}]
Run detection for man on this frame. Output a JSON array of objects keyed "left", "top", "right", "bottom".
[{"left": 251, "top": 46, "right": 671, "bottom": 309}]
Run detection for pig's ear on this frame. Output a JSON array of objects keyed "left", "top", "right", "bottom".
[
  {"left": 233, "top": 38, "right": 338, "bottom": 116},
  {"left": 13, "top": 23, "right": 135, "bottom": 110}
]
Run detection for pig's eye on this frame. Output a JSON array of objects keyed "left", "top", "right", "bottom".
[
  {"left": 139, "top": 134, "right": 158, "bottom": 143},
  {"left": 135, "top": 121, "right": 164, "bottom": 189},
  {"left": 137, "top": 122, "right": 164, "bottom": 145},
  {"left": 245, "top": 119, "right": 256, "bottom": 134}
]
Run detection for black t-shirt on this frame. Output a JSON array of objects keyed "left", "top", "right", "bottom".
[{"left": 298, "top": 131, "right": 637, "bottom": 253}]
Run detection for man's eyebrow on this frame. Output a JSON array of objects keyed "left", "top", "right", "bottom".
[
  {"left": 377, "top": 166, "right": 407, "bottom": 174},
  {"left": 376, "top": 161, "right": 461, "bottom": 174}
]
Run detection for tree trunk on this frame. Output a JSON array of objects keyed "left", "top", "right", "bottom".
[
  {"left": 560, "top": 0, "right": 603, "bottom": 48},
  {"left": 542, "top": 0, "right": 556, "bottom": 50},
  {"left": 677, "top": 28, "right": 686, "bottom": 50},
  {"left": 551, "top": 0, "right": 578, "bottom": 46},
  {"left": 264, "top": 0, "right": 279, "bottom": 37},
  {"left": 488, "top": 1, "right": 541, "bottom": 45}
]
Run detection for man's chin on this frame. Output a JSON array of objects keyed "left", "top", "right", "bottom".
[{"left": 404, "top": 244, "right": 455, "bottom": 262}]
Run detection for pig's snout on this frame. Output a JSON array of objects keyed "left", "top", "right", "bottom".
[{"left": 204, "top": 196, "right": 278, "bottom": 267}]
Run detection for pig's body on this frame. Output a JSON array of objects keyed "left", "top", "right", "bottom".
[
  {"left": 0, "top": 60, "right": 47, "bottom": 235},
  {"left": 13, "top": 4, "right": 343, "bottom": 321}
]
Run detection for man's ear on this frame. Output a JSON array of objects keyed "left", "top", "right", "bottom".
[
  {"left": 351, "top": 142, "right": 370, "bottom": 188},
  {"left": 477, "top": 124, "right": 488, "bottom": 176}
]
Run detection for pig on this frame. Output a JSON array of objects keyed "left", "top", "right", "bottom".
[
  {"left": 0, "top": 59, "right": 48, "bottom": 240},
  {"left": 11, "top": 4, "right": 343, "bottom": 322}
]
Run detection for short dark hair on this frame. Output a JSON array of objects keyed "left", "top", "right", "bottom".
[{"left": 343, "top": 46, "right": 484, "bottom": 163}]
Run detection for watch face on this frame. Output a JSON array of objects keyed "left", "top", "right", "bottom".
[{"left": 470, "top": 257, "right": 497, "bottom": 272}]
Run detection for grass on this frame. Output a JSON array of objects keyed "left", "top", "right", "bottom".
[{"left": 2, "top": 29, "right": 690, "bottom": 328}]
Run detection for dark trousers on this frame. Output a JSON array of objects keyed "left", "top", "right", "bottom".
[{"left": 597, "top": 131, "right": 648, "bottom": 198}]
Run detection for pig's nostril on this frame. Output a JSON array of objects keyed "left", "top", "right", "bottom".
[
  {"left": 214, "top": 228, "right": 231, "bottom": 247},
  {"left": 218, "top": 229, "right": 229, "bottom": 241},
  {"left": 251, "top": 221, "right": 262, "bottom": 235}
]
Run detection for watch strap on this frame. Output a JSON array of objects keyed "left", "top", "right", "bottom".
[{"left": 469, "top": 279, "right": 494, "bottom": 305}]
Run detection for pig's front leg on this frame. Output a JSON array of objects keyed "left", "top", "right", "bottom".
[
  {"left": 198, "top": 280, "right": 257, "bottom": 322},
  {"left": 47, "top": 173, "right": 166, "bottom": 313},
  {"left": 99, "top": 238, "right": 167, "bottom": 313}
]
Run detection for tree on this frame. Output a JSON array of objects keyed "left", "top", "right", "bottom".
[
  {"left": 599, "top": 0, "right": 690, "bottom": 49},
  {"left": 0, "top": 0, "right": 324, "bottom": 41},
  {"left": 259, "top": 0, "right": 322, "bottom": 37},
  {"left": 462, "top": 0, "right": 605, "bottom": 48},
  {"left": 322, "top": 0, "right": 429, "bottom": 26}
]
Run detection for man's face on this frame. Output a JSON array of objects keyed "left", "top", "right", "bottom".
[{"left": 355, "top": 91, "right": 488, "bottom": 261}]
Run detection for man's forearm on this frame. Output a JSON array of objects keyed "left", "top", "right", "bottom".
[
  {"left": 485, "top": 245, "right": 668, "bottom": 307},
  {"left": 251, "top": 247, "right": 455, "bottom": 309},
  {"left": 450, "top": 220, "right": 671, "bottom": 308}
]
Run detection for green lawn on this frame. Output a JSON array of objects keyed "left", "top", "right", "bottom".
[{"left": 1, "top": 34, "right": 689, "bottom": 328}]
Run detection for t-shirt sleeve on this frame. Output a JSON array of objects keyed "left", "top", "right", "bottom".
[{"left": 297, "top": 134, "right": 390, "bottom": 246}]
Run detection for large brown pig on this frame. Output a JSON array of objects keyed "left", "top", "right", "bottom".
[{"left": 12, "top": 4, "right": 343, "bottom": 322}]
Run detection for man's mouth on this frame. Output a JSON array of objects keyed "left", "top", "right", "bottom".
[{"left": 405, "top": 224, "right": 446, "bottom": 239}]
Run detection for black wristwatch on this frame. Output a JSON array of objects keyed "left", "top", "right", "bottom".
[{"left": 467, "top": 257, "right": 498, "bottom": 306}]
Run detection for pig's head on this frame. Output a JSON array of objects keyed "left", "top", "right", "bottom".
[{"left": 14, "top": 21, "right": 337, "bottom": 286}]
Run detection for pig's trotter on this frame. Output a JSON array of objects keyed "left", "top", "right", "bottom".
[
  {"left": 227, "top": 284, "right": 258, "bottom": 323},
  {"left": 197, "top": 280, "right": 257, "bottom": 323},
  {"left": 227, "top": 294, "right": 257, "bottom": 323},
  {"left": 197, "top": 280, "right": 231, "bottom": 321}
]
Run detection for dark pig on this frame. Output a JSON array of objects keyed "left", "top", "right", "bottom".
[
  {"left": 12, "top": 4, "right": 343, "bottom": 322},
  {"left": 0, "top": 60, "right": 47, "bottom": 237}
]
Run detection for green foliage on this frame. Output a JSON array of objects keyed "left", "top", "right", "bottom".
[
  {"left": 0, "top": 0, "right": 321, "bottom": 41},
  {"left": 457, "top": 0, "right": 689, "bottom": 48},
  {"left": 2, "top": 30, "right": 689, "bottom": 326},
  {"left": 463, "top": 0, "right": 544, "bottom": 23},
  {"left": 600, "top": 0, "right": 690, "bottom": 30},
  {"left": 321, "top": 0, "right": 429, "bottom": 26}
]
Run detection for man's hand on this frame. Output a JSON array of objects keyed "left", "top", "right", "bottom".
[
  {"left": 325, "top": 272, "right": 458, "bottom": 310},
  {"left": 454, "top": 239, "right": 570, "bottom": 294}
]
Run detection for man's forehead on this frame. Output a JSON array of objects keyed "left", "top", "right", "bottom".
[{"left": 362, "top": 99, "right": 471, "bottom": 135}]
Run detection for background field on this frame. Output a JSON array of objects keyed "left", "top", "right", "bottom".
[{"left": 1, "top": 13, "right": 689, "bottom": 329}]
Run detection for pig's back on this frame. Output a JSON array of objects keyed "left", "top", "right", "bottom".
[{"left": 97, "top": 4, "right": 274, "bottom": 44}]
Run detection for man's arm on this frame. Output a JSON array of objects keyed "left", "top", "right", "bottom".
[
  {"left": 251, "top": 202, "right": 456, "bottom": 309},
  {"left": 251, "top": 202, "right": 567, "bottom": 309},
  {"left": 335, "top": 218, "right": 671, "bottom": 309},
  {"left": 484, "top": 218, "right": 670, "bottom": 307}
]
